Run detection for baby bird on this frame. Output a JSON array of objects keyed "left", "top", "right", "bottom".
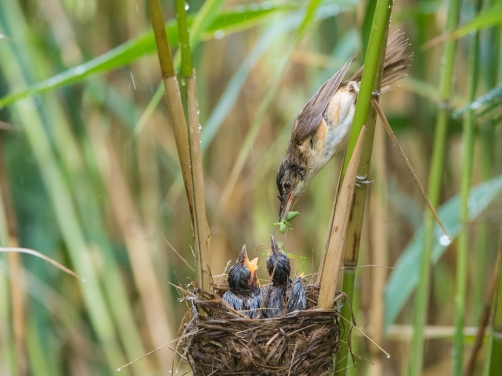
[
  {"left": 222, "top": 245, "right": 261, "bottom": 318},
  {"left": 287, "top": 274, "right": 307, "bottom": 313},
  {"left": 262, "top": 236, "right": 306, "bottom": 318}
]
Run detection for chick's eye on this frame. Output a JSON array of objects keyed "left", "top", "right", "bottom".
[{"left": 282, "top": 181, "right": 291, "bottom": 190}]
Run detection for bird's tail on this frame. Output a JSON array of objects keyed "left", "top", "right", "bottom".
[{"left": 349, "top": 31, "right": 412, "bottom": 92}]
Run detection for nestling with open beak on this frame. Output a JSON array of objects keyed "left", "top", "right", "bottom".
[
  {"left": 222, "top": 245, "right": 262, "bottom": 318},
  {"left": 276, "top": 32, "right": 411, "bottom": 219},
  {"left": 261, "top": 236, "right": 306, "bottom": 318}
]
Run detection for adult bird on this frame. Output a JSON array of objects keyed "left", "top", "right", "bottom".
[
  {"left": 262, "top": 236, "right": 306, "bottom": 318},
  {"left": 276, "top": 32, "right": 411, "bottom": 218},
  {"left": 222, "top": 245, "right": 261, "bottom": 318}
]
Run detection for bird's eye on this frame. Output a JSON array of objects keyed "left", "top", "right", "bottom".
[{"left": 282, "top": 181, "right": 291, "bottom": 190}]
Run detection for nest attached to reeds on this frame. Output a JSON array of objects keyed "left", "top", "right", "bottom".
[{"left": 177, "top": 278, "right": 345, "bottom": 376}]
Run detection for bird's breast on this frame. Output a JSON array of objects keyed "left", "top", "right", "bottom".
[{"left": 323, "top": 85, "right": 357, "bottom": 158}]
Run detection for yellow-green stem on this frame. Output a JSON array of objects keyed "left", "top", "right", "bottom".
[
  {"left": 147, "top": 0, "right": 211, "bottom": 292},
  {"left": 334, "top": 0, "right": 392, "bottom": 372},
  {"left": 408, "top": 0, "right": 461, "bottom": 373},
  {"left": 454, "top": 2, "right": 481, "bottom": 371}
]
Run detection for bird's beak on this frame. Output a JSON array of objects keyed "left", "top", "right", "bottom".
[
  {"left": 246, "top": 257, "right": 259, "bottom": 272},
  {"left": 280, "top": 192, "right": 294, "bottom": 220},
  {"left": 244, "top": 255, "right": 260, "bottom": 287},
  {"left": 269, "top": 235, "right": 279, "bottom": 256}
]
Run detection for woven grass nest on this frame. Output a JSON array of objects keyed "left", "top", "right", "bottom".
[{"left": 177, "top": 278, "right": 346, "bottom": 376}]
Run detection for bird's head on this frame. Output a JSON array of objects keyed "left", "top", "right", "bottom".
[
  {"left": 228, "top": 245, "right": 259, "bottom": 293},
  {"left": 267, "top": 236, "right": 291, "bottom": 285},
  {"left": 276, "top": 160, "right": 306, "bottom": 219}
]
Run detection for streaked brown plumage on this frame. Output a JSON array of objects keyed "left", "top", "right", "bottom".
[{"left": 277, "top": 32, "right": 411, "bottom": 218}]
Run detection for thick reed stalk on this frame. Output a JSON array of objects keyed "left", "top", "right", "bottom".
[
  {"left": 488, "top": 229, "right": 502, "bottom": 375},
  {"left": 334, "top": 0, "right": 393, "bottom": 372},
  {"left": 454, "top": 1, "right": 481, "bottom": 372},
  {"left": 147, "top": 0, "right": 211, "bottom": 292},
  {"left": 317, "top": 128, "right": 366, "bottom": 309},
  {"left": 368, "top": 122, "right": 388, "bottom": 376},
  {"left": 176, "top": 0, "right": 211, "bottom": 292},
  {"left": 408, "top": 0, "right": 461, "bottom": 373}
]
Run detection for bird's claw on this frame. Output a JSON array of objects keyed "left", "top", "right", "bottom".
[
  {"left": 372, "top": 90, "right": 387, "bottom": 97},
  {"left": 355, "top": 174, "right": 373, "bottom": 188}
]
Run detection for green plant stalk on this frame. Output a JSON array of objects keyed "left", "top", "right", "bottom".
[
  {"left": 408, "top": 0, "right": 461, "bottom": 373},
  {"left": 335, "top": 25, "right": 392, "bottom": 374},
  {"left": 318, "top": 129, "right": 366, "bottom": 309},
  {"left": 488, "top": 228, "right": 502, "bottom": 375},
  {"left": 454, "top": 7, "right": 481, "bottom": 373},
  {"left": 360, "top": 0, "right": 377, "bottom": 61},
  {"left": 340, "top": 0, "right": 392, "bottom": 177},
  {"left": 148, "top": 0, "right": 176, "bottom": 78},
  {"left": 186, "top": 74, "right": 212, "bottom": 288},
  {"left": 175, "top": 0, "right": 193, "bottom": 78},
  {"left": 334, "top": 0, "right": 392, "bottom": 372},
  {"left": 336, "top": 270, "right": 356, "bottom": 373},
  {"left": 176, "top": 0, "right": 212, "bottom": 292},
  {"left": 147, "top": 0, "right": 211, "bottom": 292}
]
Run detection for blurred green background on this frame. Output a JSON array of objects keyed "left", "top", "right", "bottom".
[{"left": 0, "top": 0, "right": 502, "bottom": 375}]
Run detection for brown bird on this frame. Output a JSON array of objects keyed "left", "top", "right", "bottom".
[{"left": 277, "top": 32, "right": 411, "bottom": 218}]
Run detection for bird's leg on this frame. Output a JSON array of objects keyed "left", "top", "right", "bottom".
[
  {"left": 350, "top": 81, "right": 387, "bottom": 97},
  {"left": 372, "top": 89, "right": 388, "bottom": 97},
  {"left": 355, "top": 174, "right": 374, "bottom": 188}
]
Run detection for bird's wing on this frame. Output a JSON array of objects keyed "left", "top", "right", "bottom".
[
  {"left": 350, "top": 31, "right": 411, "bottom": 88},
  {"left": 262, "top": 285, "right": 287, "bottom": 319},
  {"left": 247, "top": 289, "right": 263, "bottom": 319},
  {"left": 287, "top": 277, "right": 307, "bottom": 312},
  {"left": 222, "top": 291, "right": 243, "bottom": 311},
  {"left": 292, "top": 56, "right": 354, "bottom": 145}
]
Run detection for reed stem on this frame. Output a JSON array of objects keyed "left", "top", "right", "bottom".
[
  {"left": 408, "top": 0, "right": 461, "bottom": 373},
  {"left": 334, "top": 0, "right": 393, "bottom": 372},
  {"left": 454, "top": 0, "right": 481, "bottom": 371},
  {"left": 147, "top": 0, "right": 211, "bottom": 292}
]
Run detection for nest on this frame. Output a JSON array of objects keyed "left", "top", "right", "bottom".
[{"left": 177, "top": 279, "right": 345, "bottom": 376}]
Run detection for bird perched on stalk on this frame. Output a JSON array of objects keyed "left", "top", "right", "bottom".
[
  {"left": 261, "top": 236, "right": 306, "bottom": 318},
  {"left": 276, "top": 32, "right": 411, "bottom": 218},
  {"left": 222, "top": 245, "right": 262, "bottom": 318}
]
